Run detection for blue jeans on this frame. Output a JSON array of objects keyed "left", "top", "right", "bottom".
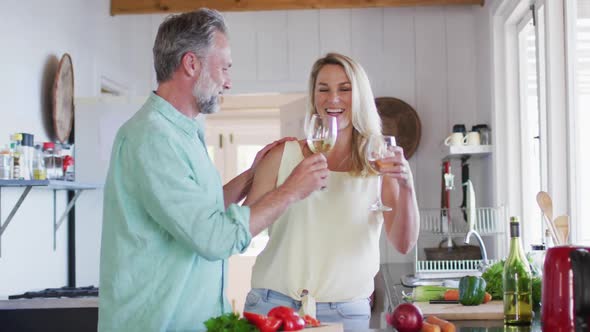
[{"left": 243, "top": 288, "right": 371, "bottom": 330}]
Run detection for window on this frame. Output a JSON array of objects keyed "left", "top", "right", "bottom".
[
  {"left": 493, "top": 0, "right": 558, "bottom": 248},
  {"left": 567, "top": 0, "right": 590, "bottom": 244},
  {"left": 517, "top": 3, "right": 547, "bottom": 247}
]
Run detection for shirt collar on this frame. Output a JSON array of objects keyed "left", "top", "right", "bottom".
[{"left": 148, "top": 92, "right": 202, "bottom": 141}]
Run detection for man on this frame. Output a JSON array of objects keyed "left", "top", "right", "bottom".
[{"left": 98, "top": 9, "right": 328, "bottom": 331}]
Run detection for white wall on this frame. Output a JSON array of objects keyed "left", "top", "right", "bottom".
[
  {"left": 0, "top": 0, "right": 155, "bottom": 296},
  {"left": 1, "top": 1, "right": 496, "bottom": 294}
]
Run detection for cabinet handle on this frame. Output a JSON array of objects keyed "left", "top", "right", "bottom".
[
  {"left": 230, "top": 133, "right": 234, "bottom": 144},
  {"left": 219, "top": 134, "right": 223, "bottom": 149}
]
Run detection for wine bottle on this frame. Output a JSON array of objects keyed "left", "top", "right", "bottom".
[{"left": 503, "top": 216, "right": 533, "bottom": 325}]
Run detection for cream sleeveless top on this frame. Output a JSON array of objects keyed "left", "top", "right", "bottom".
[{"left": 251, "top": 141, "right": 383, "bottom": 304}]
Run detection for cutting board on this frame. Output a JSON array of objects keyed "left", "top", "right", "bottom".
[
  {"left": 303, "top": 323, "right": 343, "bottom": 331},
  {"left": 415, "top": 301, "right": 503, "bottom": 320}
]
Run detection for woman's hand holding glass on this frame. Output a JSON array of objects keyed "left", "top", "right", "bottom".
[
  {"left": 306, "top": 114, "right": 337, "bottom": 191},
  {"left": 306, "top": 114, "right": 337, "bottom": 156},
  {"left": 366, "top": 135, "right": 397, "bottom": 212}
]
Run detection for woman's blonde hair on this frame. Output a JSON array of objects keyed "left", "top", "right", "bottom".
[{"left": 306, "top": 53, "right": 382, "bottom": 176}]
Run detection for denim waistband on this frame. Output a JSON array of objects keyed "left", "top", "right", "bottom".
[{"left": 253, "top": 288, "right": 363, "bottom": 309}]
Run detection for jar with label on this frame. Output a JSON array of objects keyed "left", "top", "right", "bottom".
[
  {"left": 43, "top": 142, "right": 56, "bottom": 180},
  {"left": 0, "top": 145, "right": 11, "bottom": 180},
  {"left": 20, "top": 133, "right": 34, "bottom": 179},
  {"left": 11, "top": 134, "right": 23, "bottom": 180},
  {"left": 33, "top": 145, "right": 47, "bottom": 180},
  {"left": 54, "top": 143, "right": 64, "bottom": 180}
]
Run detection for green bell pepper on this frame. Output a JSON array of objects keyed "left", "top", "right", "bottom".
[{"left": 459, "top": 276, "right": 487, "bottom": 306}]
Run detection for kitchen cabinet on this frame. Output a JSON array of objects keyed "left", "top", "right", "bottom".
[{"left": 0, "top": 179, "right": 98, "bottom": 256}]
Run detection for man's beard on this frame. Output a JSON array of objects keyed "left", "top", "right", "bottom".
[{"left": 193, "top": 67, "right": 221, "bottom": 115}]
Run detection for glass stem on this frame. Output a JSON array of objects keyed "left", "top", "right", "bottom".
[{"left": 376, "top": 174, "right": 383, "bottom": 206}]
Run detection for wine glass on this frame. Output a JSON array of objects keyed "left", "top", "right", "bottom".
[
  {"left": 306, "top": 114, "right": 337, "bottom": 155},
  {"left": 366, "top": 135, "right": 396, "bottom": 212}
]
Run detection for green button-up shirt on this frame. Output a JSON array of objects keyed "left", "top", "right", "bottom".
[{"left": 98, "top": 93, "right": 252, "bottom": 332}]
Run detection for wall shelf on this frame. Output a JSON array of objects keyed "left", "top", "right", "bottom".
[
  {"left": 0, "top": 180, "right": 100, "bottom": 256},
  {"left": 443, "top": 145, "right": 493, "bottom": 160}
]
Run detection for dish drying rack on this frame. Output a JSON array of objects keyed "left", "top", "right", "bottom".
[{"left": 413, "top": 206, "right": 506, "bottom": 279}]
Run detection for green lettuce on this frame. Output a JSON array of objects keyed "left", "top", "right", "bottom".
[
  {"left": 481, "top": 260, "right": 505, "bottom": 300},
  {"left": 204, "top": 313, "right": 258, "bottom": 332},
  {"left": 481, "top": 259, "right": 542, "bottom": 309}
]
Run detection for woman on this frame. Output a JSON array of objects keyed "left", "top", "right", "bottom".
[{"left": 243, "top": 53, "right": 420, "bottom": 329}]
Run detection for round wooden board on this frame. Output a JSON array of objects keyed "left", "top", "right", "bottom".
[
  {"left": 375, "top": 97, "right": 421, "bottom": 159},
  {"left": 52, "top": 53, "right": 74, "bottom": 143}
]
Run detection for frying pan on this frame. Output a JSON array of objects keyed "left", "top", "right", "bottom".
[{"left": 52, "top": 53, "right": 74, "bottom": 143}]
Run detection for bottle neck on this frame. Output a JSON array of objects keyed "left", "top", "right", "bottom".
[{"left": 509, "top": 222, "right": 525, "bottom": 255}]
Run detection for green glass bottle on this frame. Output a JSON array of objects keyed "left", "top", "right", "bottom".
[{"left": 503, "top": 216, "right": 533, "bottom": 325}]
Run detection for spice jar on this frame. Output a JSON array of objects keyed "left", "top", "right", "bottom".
[
  {"left": 0, "top": 145, "right": 11, "bottom": 180},
  {"left": 43, "top": 142, "right": 56, "bottom": 180}
]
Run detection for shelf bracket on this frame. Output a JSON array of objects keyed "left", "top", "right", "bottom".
[
  {"left": 0, "top": 186, "right": 34, "bottom": 257},
  {"left": 53, "top": 189, "right": 84, "bottom": 251}
]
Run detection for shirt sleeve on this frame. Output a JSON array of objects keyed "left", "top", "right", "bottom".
[{"left": 119, "top": 132, "right": 252, "bottom": 261}]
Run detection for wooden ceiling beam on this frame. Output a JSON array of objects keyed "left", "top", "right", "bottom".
[{"left": 111, "top": 0, "right": 484, "bottom": 15}]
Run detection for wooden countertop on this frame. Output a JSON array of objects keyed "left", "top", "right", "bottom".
[{"left": 0, "top": 297, "right": 98, "bottom": 310}]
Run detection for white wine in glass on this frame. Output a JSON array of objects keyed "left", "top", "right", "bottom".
[
  {"left": 306, "top": 114, "right": 337, "bottom": 155},
  {"left": 366, "top": 135, "right": 397, "bottom": 212}
]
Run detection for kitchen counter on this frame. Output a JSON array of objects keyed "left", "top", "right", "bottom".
[
  {"left": 0, "top": 263, "right": 543, "bottom": 332},
  {"left": 442, "top": 319, "right": 541, "bottom": 331},
  {"left": 378, "top": 262, "right": 543, "bottom": 331}
]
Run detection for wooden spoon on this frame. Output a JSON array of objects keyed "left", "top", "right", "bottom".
[
  {"left": 554, "top": 215, "right": 570, "bottom": 245},
  {"left": 536, "top": 191, "right": 560, "bottom": 245}
]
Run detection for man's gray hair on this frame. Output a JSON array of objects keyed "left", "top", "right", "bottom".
[{"left": 153, "top": 8, "right": 228, "bottom": 83}]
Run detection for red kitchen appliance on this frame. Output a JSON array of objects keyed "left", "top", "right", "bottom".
[{"left": 542, "top": 246, "right": 590, "bottom": 332}]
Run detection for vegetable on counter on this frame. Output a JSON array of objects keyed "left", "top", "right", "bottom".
[
  {"left": 532, "top": 276, "right": 542, "bottom": 309},
  {"left": 404, "top": 285, "right": 457, "bottom": 302},
  {"left": 267, "top": 306, "right": 305, "bottom": 331},
  {"left": 420, "top": 321, "right": 441, "bottom": 332},
  {"left": 481, "top": 258, "right": 543, "bottom": 308},
  {"left": 443, "top": 288, "right": 491, "bottom": 304},
  {"left": 240, "top": 306, "right": 312, "bottom": 332},
  {"left": 243, "top": 312, "right": 282, "bottom": 332},
  {"left": 458, "top": 276, "right": 487, "bottom": 306},
  {"left": 303, "top": 315, "right": 321, "bottom": 327},
  {"left": 483, "top": 292, "right": 492, "bottom": 304},
  {"left": 481, "top": 260, "right": 505, "bottom": 300},
  {"left": 387, "top": 302, "right": 424, "bottom": 332},
  {"left": 204, "top": 313, "right": 258, "bottom": 332},
  {"left": 425, "top": 315, "right": 456, "bottom": 332},
  {"left": 443, "top": 289, "right": 459, "bottom": 301}
]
